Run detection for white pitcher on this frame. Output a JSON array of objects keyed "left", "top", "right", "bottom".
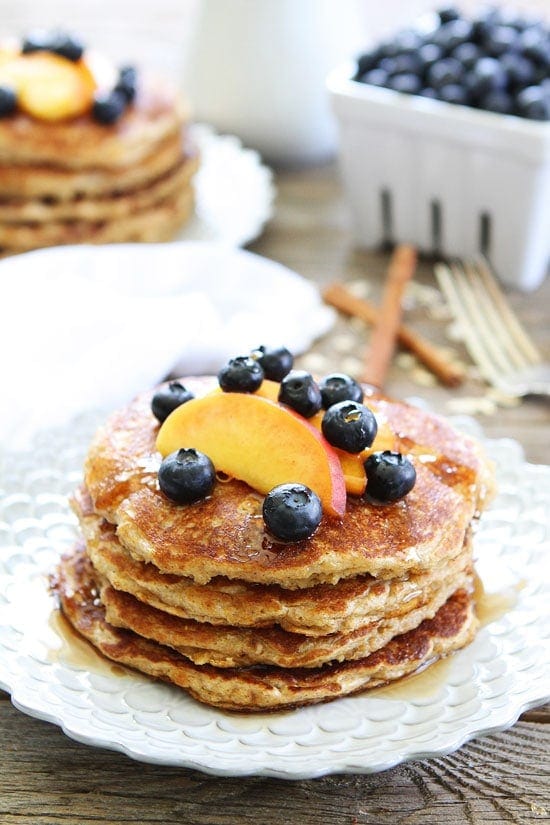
[{"left": 182, "top": 0, "right": 364, "bottom": 167}]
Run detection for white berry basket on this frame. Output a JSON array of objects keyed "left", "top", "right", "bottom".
[{"left": 327, "top": 63, "right": 550, "bottom": 291}]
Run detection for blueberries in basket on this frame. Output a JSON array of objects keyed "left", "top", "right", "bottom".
[
  {"left": 516, "top": 86, "right": 550, "bottom": 121},
  {"left": 353, "top": 6, "right": 550, "bottom": 120},
  {"left": 427, "top": 57, "right": 464, "bottom": 89}
]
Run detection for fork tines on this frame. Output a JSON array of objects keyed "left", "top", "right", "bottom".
[{"left": 434, "top": 257, "right": 543, "bottom": 393}]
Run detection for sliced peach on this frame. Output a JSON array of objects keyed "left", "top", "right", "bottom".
[
  {"left": 0, "top": 52, "right": 96, "bottom": 120},
  {"left": 156, "top": 392, "right": 346, "bottom": 517}
]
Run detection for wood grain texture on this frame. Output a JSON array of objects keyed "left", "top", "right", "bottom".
[{"left": 0, "top": 699, "right": 548, "bottom": 825}]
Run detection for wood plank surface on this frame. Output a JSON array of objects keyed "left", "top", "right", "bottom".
[{"left": 1, "top": 162, "right": 549, "bottom": 824}]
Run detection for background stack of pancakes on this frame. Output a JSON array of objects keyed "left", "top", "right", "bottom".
[
  {"left": 56, "top": 376, "right": 495, "bottom": 711},
  {"left": 0, "top": 38, "right": 197, "bottom": 255}
]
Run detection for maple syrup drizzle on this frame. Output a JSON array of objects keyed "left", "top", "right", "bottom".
[
  {"left": 370, "top": 571, "right": 524, "bottom": 700},
  {"left": 47, "top": 609, "right": 126, "bottom": 677}
]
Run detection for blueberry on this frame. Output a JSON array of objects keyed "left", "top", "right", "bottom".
[
  {"left": 115, "top": 65, "right": 138, "bottom": 103},
  {"left": 158, "top": 449, "right": 216, "bottom": 504},
  {"left": 387, "top": 73, "right": 422, "bottom": 94},
  {"left": 151, "top": 381, "right": 194, "bottom": 423},
  {"left": 516, "top": 85, "right": 550, "bottom": 120},
  {"left": 438, "top": 83, "right": 470, "bottom": 105},
  {"left": 355, "top": 50, "right": 379, "bottom": 78},
  {"left": 417, "top": 43, "right": 444, "bottom": 77},
  {"left": 319, "top": 373, "right": 363, "bottom": 408},
  {"left": 418, "top": 86, "right": 438, "bottom": 99},
  {"left": 360, "top": 68, "right": 390, "bottom": 88},
  {"left": 262, "top": 484, "right": 322, "bottom": 542},
  {"left": 518, "top": 27, "right": 550, "bottom": 68},
  {"left": 251, "top": 345, "right": 293, "bottom": 382},
  {"left": 427, "top": 57, "right": 464, "bottom": 89},
  {"left": 321, "top": 401, "right": 378, "bottom": 453},
  {"left": 483, "top": 25, "right": 519, "bottom": 58},
  {"left": 500, "top": 52, "right": 536, "bottom": 90},
  {"left": 433, "top": 19, "right": 473, "bottom": 53},
  {"left": 481, "top": 89, "right": 514, "bottom": 114},
  {"left": 278, "top": 371, "right": 322, "bottom": 418},
  {"left": 0, "top": 86, "right": 17, "bottom": 117},
  {"left": 451, "top": 41, "right": 481, "bottom": 71},
  {"left": 22, "top": 29, "right": 84, "bottom": 61},
  {"left": 437, "top": 6, "right": 461, "bottom": 25},
  {"left": 391, "top": 53, "right": 423, "bottom": 76},
  {"left": 364, "top": 451, "right": 416, "bottom": 502},
  {"left": 92, "top": 90, "right": 127, "bottom": 125},
  {"left": 466, "top": 57, "right": 507, "bottom": 99},
  {"left": 218, "top": 355, "right": 264, "bottom": 392},
  {"left": 21, "top": 29, "right": 57, "bottom": 54},
  {"left": 52, "top": 32, "right": 84, "bottom": 61}
]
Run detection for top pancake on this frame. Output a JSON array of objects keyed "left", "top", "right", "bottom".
[
  {"left": 0, "top": 74, "right": 185, "bottom": 169},
  {"left": 84, "top": 378, "right": 493, "bottom": 588}
]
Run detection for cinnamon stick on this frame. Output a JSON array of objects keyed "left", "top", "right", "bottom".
[
  {"left": 359, "top": 245, "right": 417, "bottom": 387},
  {"left": 323, "top": 280, "right": 465, "bottom": 388}
]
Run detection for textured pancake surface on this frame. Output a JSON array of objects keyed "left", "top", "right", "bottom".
[
  {"left": 55, "top": 545, "right": 478, "bottom": 711},
  {"left": 74, "top": 488, "right": 473, "bottom": 637},
  {"left": 0, "top": 75, "right": 185, "bottom": 169},
  {"left": 84, "top": 377, "right": 493, "bottom": 587}
]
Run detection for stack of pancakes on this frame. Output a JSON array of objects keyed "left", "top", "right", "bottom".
[
  {"left": 56, "top": 377, "right": 494, "bottom": 711},
  {"left": 0, "top": 76, "right": 197, "bottom": 255}
]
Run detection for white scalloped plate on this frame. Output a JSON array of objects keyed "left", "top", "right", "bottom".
[
  {"left": 180, "top": 123, "right": 275, "bottom": 247},
  {"left": 0, "top": 413, "right": 548, "bottom": 778}
]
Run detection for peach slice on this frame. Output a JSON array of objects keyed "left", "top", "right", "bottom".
[
  {"left": 156, "top": 392, "right": 346, "bottom": 518},
  {"left": 0, "top": 52, "right": 96, "bottom": 120},
  {"left": 253, "top": 379, "right": 395, "bottom": 496}
]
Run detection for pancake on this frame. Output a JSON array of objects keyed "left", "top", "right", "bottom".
[
  {"left": 0, "top": 133, "right": 184, "bottom": 201},
  {"left": 0, "top": 152, "right": 198, "bottom": 223},
  {"left": 55, "top": 545, "right": 478, "bottom": 711},
  {"left": 84, "top": 377, "right": 493, "bottom": 588},
  {"left": 99, "top": 566, "right": 473, "bottom": 668},
  {"left": 0, "top": 75, "right": 185, "bottom": 169},
  {"left": 0, "top": 185, "right": 193, "bottom": 253},
  {"left": 74, "top": 487, "right": 473, "bottom": 636}
]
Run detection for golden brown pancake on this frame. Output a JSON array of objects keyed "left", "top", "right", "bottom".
[
  {"left": 55, "top": 545, "right": 478, "bottom": 711},
  {"left": 0, "top": 186, "right": 193, "bottom": 253},
  {"left": 74, "top": 487, "right": 473, "bottom": 637},
  {"left": 0, "top": 133, "right": 184, "bottom": 201},
  {"left": 84, "top": 378, "right": 493, "bottom": 587},
  {"left": 0, "top": 152, "right": 198, "bottom": 223},
  {"left": 99, "top": 567, "right": 473, "bottom": 668},
  {"left": 0, "top": 75, "right": 185, "bottom": 169}
]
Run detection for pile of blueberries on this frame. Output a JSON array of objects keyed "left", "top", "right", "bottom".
[
  {"left": 0, "top": 29, "right": 137, "bottom": 124},
  {"left": 152, "top": 346, "right": 416, "bottom": 543},
  {"left": 354, "top": 5, "right": 550, "bottom": 120}
]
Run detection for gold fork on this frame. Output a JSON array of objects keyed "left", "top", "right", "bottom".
[{"left": 434, "top": 258, "right": 550, "bottom": 397}]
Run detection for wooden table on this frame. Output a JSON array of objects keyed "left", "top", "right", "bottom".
[{"left": 1, "top": 166, "right": 549, "bottom": 824}]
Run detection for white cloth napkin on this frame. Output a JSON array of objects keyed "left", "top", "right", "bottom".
[{"left": 0, "top": 241, "right": 334, "bottom": 449}]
